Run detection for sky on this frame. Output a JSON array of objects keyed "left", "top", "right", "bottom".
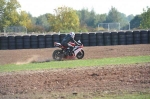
[{"left": 17, "top": 0, "right": 150, "bottom": 17}]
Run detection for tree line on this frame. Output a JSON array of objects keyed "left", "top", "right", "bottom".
[{"left": 0, "top": 0, "right": 150, "bottom": 33}]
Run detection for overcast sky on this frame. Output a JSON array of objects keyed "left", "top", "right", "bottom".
[{"left": 17, "top": 0, "right": 150, "bottom": 17}]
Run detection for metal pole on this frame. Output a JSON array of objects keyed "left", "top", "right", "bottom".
[
  {"left": 108, "top": 23, "right": 109, "bottom": 31},
  {"left": 119, "top": 23, "right": 120, "bottom": 31},
  {"left": 129, "top": 22, "right": 130, "bottom": 30},
  {"left": 3, "top": 27, "right": 5, "bottom": 33},
  {"left": 25, "top": 27, "right": 27, "bottom": 34}
]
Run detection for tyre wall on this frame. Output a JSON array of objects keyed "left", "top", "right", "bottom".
[
  {"left": 8, "top": 36, "right": 16, "bottom": 49},
  {"left": 38, "top": 35, "right": 45, "bottom": 48},
  {"left": 103, "top": 32, "right": 111, "bottom": 46},
  {"left": 52, "top": 34, "right": 60, "bottom": 47},
  {"left": 96, "top": 32, "right": 104, "bottom": 46},
  {"left": 133, "top": 31, "right": 141, "bottom": 44},
  {"left": 30, "top": 35, "right": 38, "bottom": 48},
  {"left": 126, "top": 31, "right": 133, "bottom": 45},
  {"left": 149, "top": 30, "right": 150, "bottom": 43},
  {"left": 0, "top": 30, "right": 150, "bottom": 50},
  {"left": 0, "top": 36, "right": 8, "bottom": 50},
  {"left": 23, "top": 35, "right": 30, "bottom": 49},
  {"left": 45, "top": 35, "right": 52, "bottom": 48},
  {"left": 111, "top": 32, "right": 118, "bottom": 45},
  {"left": 15, "top": 36, "right": 23, "bottom": 49},
  {"left": 118, "top": 31, "right": 126, "bottom": 45},
  {"left": 81, "top": 33, "right": 89, "bottom": 46},
  {"left": 89, "top": 33, "right": 96, "bottom": 46},
  {"left": 140, "top": 30, "right": 149, "bottom": 44}
]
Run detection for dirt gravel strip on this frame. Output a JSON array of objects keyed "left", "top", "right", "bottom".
[
  {"left": 0, "top": 63, "right": 150, "bottom": 96},
  {"left": 0, "top": 44, "right": 150, "bottom": 65}
]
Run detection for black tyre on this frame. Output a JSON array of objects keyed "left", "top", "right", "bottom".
[
  {"left": 76, "top": 49, "right": 84, "bottom": 59},
  {"left": 52, "top": 49, "right": 63, "bottom": 61},
  {"left": 45, "top": 34, "right": 53, "bottom": 48}
]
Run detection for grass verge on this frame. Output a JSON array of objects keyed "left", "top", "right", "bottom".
[
  {"left": 0, "top": 55, "right": 150, "bottom": 72},
  {"left": 1, "top": 92, "right": 150, "bottom": 99}
]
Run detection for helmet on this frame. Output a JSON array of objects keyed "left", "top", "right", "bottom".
[{"left": 70, "top": 32, "right": 75, "bottom": 38}]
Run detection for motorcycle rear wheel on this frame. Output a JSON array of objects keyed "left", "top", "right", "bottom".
[
  {"left": 52, "top": 49, "right": 63, "bottom": 61},
  {"left": 76, "top": 49, "right": 84, "bottom": 59}
]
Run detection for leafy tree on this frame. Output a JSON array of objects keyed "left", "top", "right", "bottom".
[
  {"left": 127, "top": 14, "right": 134, "bottom": 22},
  {"left": 106, "top": 7, "right": 122, "bottom": 23},
  {"left": 119, "top": 13, "right": 131, "bottom": 30},
  {"left": 95, "top": 14, "right": 107, "bottom": 25},
  {"left": 0, "top": 0, "right": 5, "bottom": 19},
  {"left": 0, "top": 0, "right": 6, "bottom": 31},
  {"left": 140, "top": 7, "right": 150, "bottom": 29},
  {"left": 0, "top": 0, "right": 20, "bottom": 32},
  {"left": 130, "top": 15, "right": 142, "bottom": 29},
  {"left": 105, "top": 7, "right": 130, "bottom": 30},
  {"left": 19, "top": 11, "right": 31, "bottom": 28},
  {"left": 77, "top": 8, "right": 89, "bottom": 32},
  {"left": 36, "top": 14, "right": 50, "bottom": 32},
  {"left": 77, "top": 8, "right": 107, "bottom": 32},
  {"left": 47, "top": 6, "right": 80, "bottom": 32},
  {"left": 87, "top": 9, "right": 96, "bottom": 27}
]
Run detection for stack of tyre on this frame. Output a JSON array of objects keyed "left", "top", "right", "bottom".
[
  {"left": 45, "top": 34, "right": 53, "bottom": 48},
  {"left": 23, "top": 35, "right": 30, "bottom": 49},
  {"left": 96, "top": 32, "right": 104, "bottom": 46},
  {"left": 118, "top": 31, "right": 126, "bottom": 45},
  {"left": 15, "top": 36, "right": 23, "bottom": 49},
  {"left": 81, "top": 33, "right": 89, "bottom": 46},
  {"left": 149, "top": 30, "right": 150, "bottom": 43},
  {"left": 38, "top": 35, "right": 45, "bottom": 48},
  {"left": 133, "top": 31, "right": 140, "bottom": 44},
  {"left": 8, "top": 36, "right": 16, "bottom": 49},
  {"left": 52, "top": 34, "right": 60, "bottom": 47},
  {"left": 0, "top": 36, "right": 8, "bottom": 50},
  {"left": 103, "top": 32, "right": 111, "bottom": 46},
  {"left": 74, "top": 33, "right": 82, "bottom": 41},
  {"left": 89, "top": 33, "right": 96, "bottom": 46},
  {"left": 30, "top": 35, "right": 38, "bottom": 48},
  {"left": 140, "top": 30, "right": 149, "bottom": 44},
  {"left": 126, "top": 31, "right": 133, "bottom": 45},
  {"left": 111, "top": 32, "right": 118, "bottom": 45}
]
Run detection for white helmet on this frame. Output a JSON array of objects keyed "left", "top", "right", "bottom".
[{"left": 70, "top": 32, "right": 75, "bottom": 38}]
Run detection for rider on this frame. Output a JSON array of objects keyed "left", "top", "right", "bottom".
[{"left": 61, "top": 32, "right": 79, "bottom": 55}]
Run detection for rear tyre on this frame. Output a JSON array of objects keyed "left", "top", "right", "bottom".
[
  {"left": 52, "top": 49, "right": 63, "bottom": 61},
  {"left": 76, "top": 50, "right": 84, "bottom": 59}
]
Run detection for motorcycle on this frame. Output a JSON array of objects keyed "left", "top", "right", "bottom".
[{"left": 52, "top": 40, "right": 84, "bottom": 61}]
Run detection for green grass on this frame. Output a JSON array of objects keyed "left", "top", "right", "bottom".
[
  {"left": 0, "top": 55, "right": 150, "bottom": 72},
  {"left": 2, "top": 92, "right": 150, "bottom": 99},
  {"left": 93, "top": 93, "right": 150, "bottom": 99}
]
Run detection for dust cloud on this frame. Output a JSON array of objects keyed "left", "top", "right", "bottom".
[{"left": 16, "top": 55, "right": 39, "bottom": 65}]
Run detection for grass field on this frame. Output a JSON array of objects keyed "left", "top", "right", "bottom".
[
  {"left": 4, "top": 92, "right": 149, "bottom": 99},
  {"left": 0, "top": 55, "right": 150, "bottom": 72}
]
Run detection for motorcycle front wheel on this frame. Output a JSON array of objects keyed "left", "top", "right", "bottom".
[
  {"left": 52, "top": 49, "right": 63, "bottom": 61},
  {"left": 76, "top": 49, "right": 84, "bottom": 59}
]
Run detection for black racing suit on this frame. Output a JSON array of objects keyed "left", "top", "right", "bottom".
[{"left": 61, "top": 34, "right": 78, "bottom": 55}]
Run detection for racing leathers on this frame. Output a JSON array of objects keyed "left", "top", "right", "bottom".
[{"left": 61, "top": 34, "right": 79, "bottom": 55}]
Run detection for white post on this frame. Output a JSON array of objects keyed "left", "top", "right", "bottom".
[
  {"left": 108, "top": 23, "right": 109, "bottom": 31},
  {"left": 128, "top": 22, "right": 130, "bottom": 30},
  {"left": 119, "top": 23, "right": 120, "bottom": 31},
  {"left": 25, "top": 27, "right": 27, "bottom": 34}
]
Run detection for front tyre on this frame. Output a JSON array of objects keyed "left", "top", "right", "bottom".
[
  {"left": 76, "top": 49, "right": 84, "bottom": 59},
  {"left": 52, "top": 50, "right": 63, "bottom": 61}
]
